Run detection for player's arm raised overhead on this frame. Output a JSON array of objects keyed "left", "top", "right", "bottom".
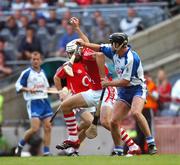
[
  {"left": 70, "top": 17, "right": 106, "bottom": 78},
  {"left": 70, "top": 17, "right": 101, "bottom": 52},
  {"left": 70, "top": 17, "right": 90, "bottom": 43}
]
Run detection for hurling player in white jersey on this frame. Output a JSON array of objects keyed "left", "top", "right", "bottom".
[
  {"left": 76, "top": 32, "right": 157, "bottom": 155},
  {"left": 15, "top": 52, "right": 53, "bottom": 156}
]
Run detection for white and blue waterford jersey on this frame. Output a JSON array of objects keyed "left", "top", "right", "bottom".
[
  {"left": 100, "top": 44, "right": 146, "bottom": 87},
  {"left": 100, "top": 44, "right": 147, "bottom": 105},
  {"left": 15, "top": 67, "right": 49, "bottom": 101}
]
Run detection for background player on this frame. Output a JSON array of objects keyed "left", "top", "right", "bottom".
[{"left": 15, "top": 52, "right": 53, "bottom": 156}]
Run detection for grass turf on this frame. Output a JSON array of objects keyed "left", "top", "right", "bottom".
[{"left": 1, "top": 155, "right": 179, "bottom": 165}]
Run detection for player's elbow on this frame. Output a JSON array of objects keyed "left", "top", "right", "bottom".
[{"left": 53, "top": 75, "right": 59, "bottom": 84}]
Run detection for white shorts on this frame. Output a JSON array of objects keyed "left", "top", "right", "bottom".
[{"left": 81, "top": 87, "right": 117, "bottom": 109}]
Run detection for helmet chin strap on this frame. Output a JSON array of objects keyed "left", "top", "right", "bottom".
[{"left": 113, "top": 42, "right": 124, "bottom": 53}]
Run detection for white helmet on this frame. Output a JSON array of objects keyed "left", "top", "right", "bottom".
[{"left": 66, "top": 39, "right": 79, "bottom": 53}]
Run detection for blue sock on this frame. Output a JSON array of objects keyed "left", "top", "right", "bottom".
[
  {"left": 43, "top": 146, "right": 50, "bottom": 155},
  {"left": 114, "top": 146, "right": 124, "bottom": 155},
  {"left": 19, "top": 139, "right": 26, "bottom": 148},
  {"left": 146, "top": 136, "right": 155, "bottom": 146}
]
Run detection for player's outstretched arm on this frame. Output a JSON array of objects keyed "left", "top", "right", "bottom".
[
  {"left": 77, "top": 40, "right": 101, "bottom": 52},
  {"left": 96, "top": 52, "right": 106, "bottom": 78}
]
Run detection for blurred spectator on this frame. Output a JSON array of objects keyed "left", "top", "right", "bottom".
[
  {"left": 33, "top": 0, "right": 48, "bottom": 9},
  {"left": 157, "top": 68, "right": 172, "bottom": 113},
  {"left": 24, "top": 0, "right": 49, "bottom": 18},
  {"left": 0, "top": 37, "right": 14, "bottom": 61},
  {"left": 119, "top": 7, "right": 144, "bottom": 36},
  {"left": 161, "top": 79, "right": 180, "bottom": 116},
  {"left": 24, "top": 0, "right": 48, "bottom": 10},
  {"left": 135, "top": 71, "right": 158, "bottom": 154},
  {"left": 75, "top": 0, "right": 92, "bottom": 6},
  {"left": 168, "top": 0, "right": 180, "bottom": 16},
  {"left": 91, "top": 16, "right": 112, "bottom": 43},
  {"left": 11, "top": 0, "right": 25, "bottom": 11},
  {"left": 29, "top": 10, "right": 38, "bottom": 28},
  {"left": 57, "top": 18, "right": 68, "bottom": 34},
  {"left": 0, "top": 0, "right": 11, "bottom": 10},
  {"left": 18, "top": 26, "right": 42, "bottom": 60},
  {"left": 33, "top": 0, "right": 49, "bottom": 18},
  {"left": 47, "top": 9, "right": 61, "bottom": 25},
  {"left": 47, "top": 0, "right": 58, "bottom": 6},
  {"left": 62, "top": 9, "right": 72, "bottom": 20},
  {"left": 136, "top": 0, "right": 151, "bottom": 2},
  {"left": 0, "top": 51, "right": 13, "bottom": 79},
  {"left": 93, "top": 0, "right": 112, "bottom": 4},
  {"left": 56, "top": 22, "right": 78, "bottom": 57},
  {"left": 19, "top": 15, "right": 29, "bottom": 30},
  {"left": 0, "top": 21, "right": 6, "bottom": 32},
  {"left": 13, "top": 10, "right": 23, "bottom": 27},
  {"left": 6, "top": 16, "right": 19, "bottom": 37},
  {"left": 91, "top": 10, "right": 103, "bottom": 26},
  {"left": 169, "top": 79, "right": 180, "bottom": 115},
  {"left": 37, "top": 15, "right": 53, "bottom": 35},
  {"left": 24, "top": 0, "right": 34, "bottom": 9}
]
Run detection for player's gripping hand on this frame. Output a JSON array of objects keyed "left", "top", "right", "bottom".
[
  {"left": 70, "top": 17, "right": 80, "bottom": 29},
  {"left": 101, "top": 77, "right": 110, "bottom": 88},
  {"left": 59, "top": 87, "right": 71, "bottom": 102},
  {"left": 27, "top": 87, "right": 38, "bottom": 94}
]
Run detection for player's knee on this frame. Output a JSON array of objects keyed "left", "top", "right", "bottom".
[
  {"left": 110, "top": 119, "right": 119, "bottom": 128},
  {"left": 60, "top": 101, "right": 70, "bottom": 113},
  {"left": 100, "top": 117, "right": 109, "bottom": 129},
  {"left": 44, "top": 124, "right": 51, "bottom": 133},
  {"left": 131, "top": 110, "right": 141, "bottom": 120},
  {"left": 31, "top": 126, "right": 40, "bottom": 134}
]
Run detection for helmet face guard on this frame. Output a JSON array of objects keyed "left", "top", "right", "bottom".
[
  {"left": 109, "top": 33, "right": 128, "bottom": 51},
  {"left": 66, "top": 39, "right": 82, "bottom": 59}
]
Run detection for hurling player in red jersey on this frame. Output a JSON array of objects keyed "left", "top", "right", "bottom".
[
  {"left": 55, "top": 17, "right": 141, "bottom": 156},
  {"left": 54, "top": 40, "right": 95, "bottom": 156}
]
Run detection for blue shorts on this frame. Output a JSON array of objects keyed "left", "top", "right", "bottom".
[
  {"left": 117, "top": 85, "right": 147, "bottom": 107},
  {"left": 27, "top": 99, "right": 53, "bottom": 120}
]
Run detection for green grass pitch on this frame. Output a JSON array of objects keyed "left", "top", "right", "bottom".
[{"left": 1, "top": 155, "right": 179, "bottom": 165}]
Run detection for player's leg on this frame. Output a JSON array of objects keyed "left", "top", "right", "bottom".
[
  {"left": 131, "top": 96, "right": 157, "bottom": 154},
  {"left": 41, "top": 99, "right": 53, "bottom": 156},
  {"left": 65, "top": 110, "right": 94, "bottom": 156},
  {"left": 56, "top": 93, "right": 89, "bottom": 150},
  {"left": 15, "top": 118, "right": 41, "bottom": 156},
  {"left": 79, "top": 110, "right": 94, "bottom": 142},
  {"left": 100, "top": 105, "right": 112, "bottom": 130},
  {"left": 15, "top": 100, "right": 42, "bottom": 156},
  {"left": 42, "top": 117, "right": 52, "bottom": 156},
  {"left": 110, "top": 100, "right": 129, "bottom": 156}
]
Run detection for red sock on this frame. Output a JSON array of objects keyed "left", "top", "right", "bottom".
[
  {"left": 64, "top": 112, "right": 78, "bottom": 141},
  {"left": 120, "top": 128, "right": 135, "bottom": 147}
]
